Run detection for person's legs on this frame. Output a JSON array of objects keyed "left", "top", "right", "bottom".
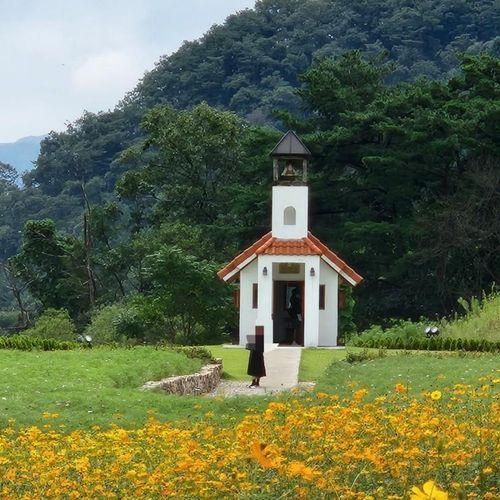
[{"left": 249, "top": 377, "right": 261, "bottom": 388}]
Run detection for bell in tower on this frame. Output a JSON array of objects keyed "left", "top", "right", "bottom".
[{"left": 270, "top": 130, "right": 311, "bottom": 185}]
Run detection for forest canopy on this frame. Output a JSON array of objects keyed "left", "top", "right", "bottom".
[{"left": 1, "top": 0, "right": 499, "bottom": 339}]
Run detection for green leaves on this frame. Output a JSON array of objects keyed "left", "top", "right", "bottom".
[{"left": 10, "top": 220, "right": 89, "bottom": 319}]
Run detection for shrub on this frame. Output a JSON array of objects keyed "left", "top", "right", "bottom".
[
  {"left": 23, "top": 309, "right": 76, "bottom": 341},
  {"left": 117, "top": 295, "right": 168, "bottom": 343},
  {"left": 0, "top": 335, "right": 77, "bottom": 351},
  {"left": 348, "top": 333, "right": 499, "bottom": 352},
  {"left": 165, "top": 345, "right": 216, "bottom": 363},
  {"left": 84, "top": 303, "right": 131, "bottom": 345}
]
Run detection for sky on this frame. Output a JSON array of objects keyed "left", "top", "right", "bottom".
[{"left": 0, "top": 0, "right": 256, "bottom": 143}]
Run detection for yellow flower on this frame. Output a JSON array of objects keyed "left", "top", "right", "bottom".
[
  {"left": 411, "top": 480, "right": 448, "bottom": 499},
  {"left": 430, "top": 390, "right": 442, "bottom": 401}
]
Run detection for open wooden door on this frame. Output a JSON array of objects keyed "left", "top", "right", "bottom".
[{"left": 273, "top": 281, "right": 304, "bottom": 345}]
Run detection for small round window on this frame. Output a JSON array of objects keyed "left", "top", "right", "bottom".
[{"left": 284, "top": 206, "right": 296, "bottom": 225}]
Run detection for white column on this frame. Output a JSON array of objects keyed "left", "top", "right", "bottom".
[
  {"left": 304, "top": 256, "right": 320, "bottom": 347},
  {"left": 256, "top": 256, "right": 274, "bottom": 350}
]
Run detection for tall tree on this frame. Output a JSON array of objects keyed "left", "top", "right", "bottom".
[{"left": 10, "top": 220, "right": 90, "bottom": 320}]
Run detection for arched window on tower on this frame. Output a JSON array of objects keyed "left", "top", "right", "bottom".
[{"left": 284, "top": 206, "right": 296, "bottom": 225}]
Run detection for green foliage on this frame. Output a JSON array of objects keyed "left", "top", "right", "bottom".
[
  {"left": 10, "top": 220, "right": 90, "bottom": 319},
  {"left": 350, "top": 292, "right": 500, "bottom": 350},
  {"left": 293, "top": 52, "right": 500, "bottom": 324},
  {"left": 1, "top": 2, "right": 499, "bottom": 332},
  {"left": 144, "top": 245, "right": 234, "bottom": 344},
  {"left": 167, "top": 345, "right": 216, "bottom": 363},
  {"left": 119, "top": 103, "right": 248, "bottom": 227},
  {"left": 349, "top": 329, "right": 499, "bottom": 352},
  {"left": 442, "top": 293, "right": 500, "bottom": 342},
  {"left": 0, "top": 310, "right": 18, "bottom": 330},
  {"left": 84, "top": 303, "right": 130, "bottom": 345},
  {"left": 23, "top": 308, "right": 76, "bottom": 342},
  {"left": 0, "top": 335, "right": 77, "bottom": 351},
  {"left": 338, "top": 284, "right": 356, "bottom": 343},
  {"left": 112, "top": 295, "right": 167, "bottom": 343}
]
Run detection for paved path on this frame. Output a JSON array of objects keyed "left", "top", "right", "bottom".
[{"left": 208, "top": 346, "right": 303, "bottom": 397}]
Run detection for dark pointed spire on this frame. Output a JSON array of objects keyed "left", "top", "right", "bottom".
[{"left": 270, "top": 130, "right": 311, "bottom": 158}]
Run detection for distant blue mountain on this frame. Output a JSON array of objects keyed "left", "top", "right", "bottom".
[{"left": 0, "top": 135, "right": 46, "bottom": 174}]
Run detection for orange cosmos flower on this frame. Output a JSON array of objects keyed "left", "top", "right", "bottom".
[
  {"left": 287, "top": 460, "right": 316, "bottom": 481},
  {"left": 250, "top": 442, "right": 277, "bottom": 469}
]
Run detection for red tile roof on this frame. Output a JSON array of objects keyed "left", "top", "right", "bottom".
[
  {"left": 257, "top": 237, "right": 321, "bottom": 256},
  {"left": 216, "top": 232, "right": 272, "bottom": 281},
  {"left": 218, "top": 232, "right": 363, "bottom": 285}
]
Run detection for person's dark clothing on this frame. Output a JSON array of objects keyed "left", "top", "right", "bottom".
[
  {"left": 247, "top": 350, "right": 266, "bottom": 377},
  {"left": 288, "top": 289, "right": 301, "bottom": 326},
  {"left": 247, "top": 331, "right": 266, "bottom": 377}
]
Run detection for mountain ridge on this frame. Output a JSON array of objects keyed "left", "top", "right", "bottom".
[{"left": 0, "top": 135, "right": 46, "bottom": 174}]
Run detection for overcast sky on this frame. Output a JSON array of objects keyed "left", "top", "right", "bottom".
[{"left": 0, "top": 0, "right": 256, "bottom": 143}]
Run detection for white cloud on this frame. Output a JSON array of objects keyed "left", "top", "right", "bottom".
[
  {"left": 71, "top": 49, "right": 144, "bottom": 99},
  {"left": 0, "top": 0, "right": 256, "bottom": 142}
]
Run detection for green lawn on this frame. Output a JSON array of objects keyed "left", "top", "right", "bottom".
[
  {"left": 0, "top": 347, "right": 271, "bottom": 429},
  {"left": 207, "top": 345, "right": 349, "bottom": 381},
  {"left": 316, "top": 351, "right": 499, "bottom": 398},
  {"left": 299, "top": 348, "right": 348, "bottom": 381},
  {"left": 1, "top": 345, "right": 498, "bottom": 431},
  {"left": 205, "top": 345, "right": 250, "bottom": 380}
]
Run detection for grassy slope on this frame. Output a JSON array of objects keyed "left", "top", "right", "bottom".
[
  {"left": 0, "top": 348, "right": 205, "bottom": 428},
  {"left": 315, "top": 352, "right": 499, "bottom": 398},
  {"left": 298, "top": 348, "right": 348, "bottom": 382},
  {"left": 0, "top": 347, "right": 274, "bottom": 430},
  {"left": 1, "top": 342, "right": 498, "bottom": 430}
]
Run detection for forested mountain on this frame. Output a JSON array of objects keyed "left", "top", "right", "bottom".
[
  {"left": 27, "top": 0, "right": 499, "bottom": 198},
  {"left": 1, "top": 0, "right": 499, "bottom": 337}
]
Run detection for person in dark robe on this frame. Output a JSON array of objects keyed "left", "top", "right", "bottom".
[
  {"left": 287, "top": 287, "right": 302, "bottom": 345},
  {"left": 247, "top": 327, "right": 265, "bottom": 388}
]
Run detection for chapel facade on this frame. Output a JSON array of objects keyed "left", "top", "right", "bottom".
[{"left": 218, "top": 131, "right": 363, "bottom": 348}]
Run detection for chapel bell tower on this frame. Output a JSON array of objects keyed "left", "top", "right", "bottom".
[
  {"left": 218, "top": 130, "right": 363, "bottom": 349},
  {"left": 270, "top": 131, "right": 312, "bottom": 239}
]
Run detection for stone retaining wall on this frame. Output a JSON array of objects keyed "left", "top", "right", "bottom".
[{"left": 142, "top": 359, "right": 222, "bottom": 395}]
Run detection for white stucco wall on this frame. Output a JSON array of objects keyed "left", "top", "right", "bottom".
[
  {"left": 271, "top": 186, "right": 308, "bottom": 238},
  {"left": 318, "top": 260, "right": 339, "bottom": 346},
  {"left": 254, "top": 254, "right": 320, "bottom": 348},
  {"left": 238, "top": 256, "right": 339, "bottom": 348},
  {"left": 239, "top": 259, "right": 258, "bottom": 346}
]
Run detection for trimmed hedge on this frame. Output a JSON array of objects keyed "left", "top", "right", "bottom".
[
  {"left": 0, "top": 335, "right": 78, "bottom": 351},
  {"left": 348, "top": 335, "right": 500, "bottom": 352}
]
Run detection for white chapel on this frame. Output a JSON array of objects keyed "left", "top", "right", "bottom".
[{"left": 218, "top": 131, "right": 363, "bottom": 348}]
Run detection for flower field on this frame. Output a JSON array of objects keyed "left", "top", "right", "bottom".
[{"left": 0, "top": 376, "right": 498, "bottom": 498}]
